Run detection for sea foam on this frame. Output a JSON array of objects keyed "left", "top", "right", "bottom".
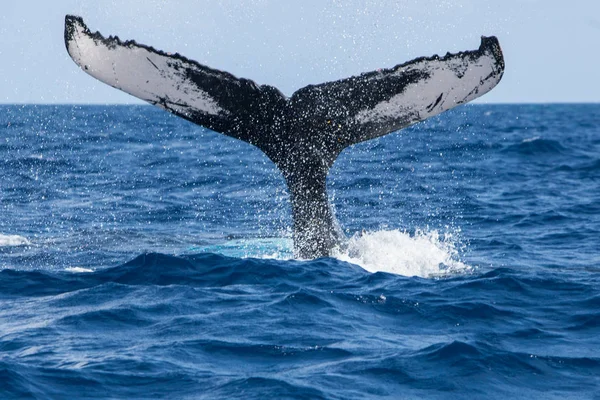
[
  {"left": 332, "top": 229, "right": 472, "bottom": 278},
  {"left": 0, "top": 234, "right": 31, "bottom": 247}
]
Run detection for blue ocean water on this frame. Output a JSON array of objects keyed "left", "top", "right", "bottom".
[{"left": 0, "top": 104, "right": 599, "bottom": 399}]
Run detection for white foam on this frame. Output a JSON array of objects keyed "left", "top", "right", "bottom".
[
  {"left": 0, "top": 234, "right": 31, "bottom": 247},
  {"left": 65, "top": 267, "right": 95, "bottom": 273},
  {"left": 332, "top": 229, "right": 472, "bottom": 278}
]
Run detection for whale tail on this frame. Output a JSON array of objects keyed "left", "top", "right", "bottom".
[{"left": 64, "top": 15, "right": 504, "bottom": 258}]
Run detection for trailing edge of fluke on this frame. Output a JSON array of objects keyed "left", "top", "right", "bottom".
[{"left": 64, "top": 15, "right": 504, "bottom": 259}]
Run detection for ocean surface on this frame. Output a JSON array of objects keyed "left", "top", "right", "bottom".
[{"left": 0, "top": 104, "right": 599, "bottom": 399}]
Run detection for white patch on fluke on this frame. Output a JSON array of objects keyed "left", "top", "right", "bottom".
[
  {"left": 332, "top": 229, "right": 472, "bottom": 278},
  {"left": 0, "top": 234, "right": 31, "bottom": 247},
  {"left": 355, "top": 52, "right": 499, "bottom": 125},
  {"left": 66, "top": 19, "right": 224, "bottom": 117}
]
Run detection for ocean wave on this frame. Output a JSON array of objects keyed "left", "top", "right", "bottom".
[
  {"left": 1, "top": 256, "right": 598, "bottom": 398},
  {"left": 502, "top": 137, "right": 567, "bottom": 156},
  {"left": 206, "top": 377, "right": 327, "bottom": 400},
  {"left": 0, "top": 253, "right": 363, "bottom": 297},
  {"left": 555, "top": 159, "right": 600, "bottom": 176}
]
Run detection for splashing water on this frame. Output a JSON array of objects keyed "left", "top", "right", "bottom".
[
  {"left": 332, "top": 229, "right": 472, "bottom": 277},
  {"left": 191, "top": 229, "right": 471, "bottom": 278},
  {"left": 0, "top": 234, "right": 31, "bottom": 247}
]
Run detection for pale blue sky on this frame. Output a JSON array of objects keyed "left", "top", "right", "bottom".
[{"left": 0, "top": 0, "right": 598, "bottom": 103}]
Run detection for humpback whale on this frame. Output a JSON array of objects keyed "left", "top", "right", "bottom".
[{"left": 64, "top": 15, "right": 504, "bottom": 259}]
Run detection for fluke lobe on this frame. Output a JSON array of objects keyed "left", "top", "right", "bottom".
[{"left": 64, "top": 15, "right": 504, "bottom": 259}]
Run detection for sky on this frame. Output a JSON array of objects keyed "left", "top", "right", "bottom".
[{"left": 0, "top": 0, "right": 598, "bottom": 104}]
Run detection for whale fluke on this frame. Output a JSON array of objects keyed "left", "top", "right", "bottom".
[{"left": 64, "top": 15, "right": 504, "bottom": 259}]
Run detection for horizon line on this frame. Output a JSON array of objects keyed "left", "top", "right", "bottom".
[{"left": 1, "top": 101, "right": 599, "bottom": 106}]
